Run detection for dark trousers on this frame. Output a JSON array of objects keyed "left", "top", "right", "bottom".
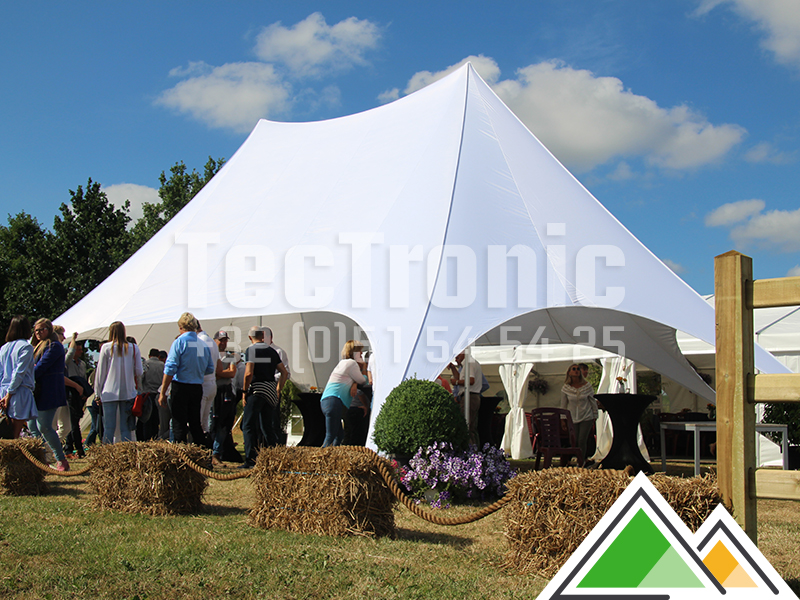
[
  {"left": 211, "top": 384, "right": 239, "bottom": 458},
  {"left": 342, "top": 406, "right": 370, "bottom": 446},
  {"left": 170, "top": 381, "right": 208, "bottom": 447},
  {"left": 85, "top": 400, "right": 102, "bottom": 445},
  {"left": 136, "top": 394, "right": 160, "bottom": 442},
  {"left": 64, "top": 389, "right": 85, "bottom": 456},
  {"left": 242, "top": 394, "right": 278, "bottom": 464}
]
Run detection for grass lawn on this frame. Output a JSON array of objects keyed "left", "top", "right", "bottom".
[{"left": 0, "top": 456, "right": 797, "bottom": 599}]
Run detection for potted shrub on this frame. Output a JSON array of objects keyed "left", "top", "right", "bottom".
[{"left": 372, "top": 378, "right": 469, "bottom": 460}]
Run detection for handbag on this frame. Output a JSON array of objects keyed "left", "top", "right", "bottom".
[{"left": 132, "top": 392, "right": 149, "bottom": 418}]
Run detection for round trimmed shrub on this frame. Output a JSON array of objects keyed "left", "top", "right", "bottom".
[{"left": 372, "top": 378, "right": 469, "bottom": 457}]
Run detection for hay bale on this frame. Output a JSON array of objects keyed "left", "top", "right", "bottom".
[
  {"left": 503, "top": 468, "right": 721, "bottom": 578},
  {"left": 89, "top": 441, "right": 209, "bottom": 515},
  {"left": 0, "top": 438, "right": 48, "bottom": 495},
  {"left": 249, "top": 446, "right": 396, "bottom": 537}
]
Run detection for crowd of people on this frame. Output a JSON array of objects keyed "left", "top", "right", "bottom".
[
  {"left": 0, "top": 312, "right": 316, "bottom": 471},
  {"left": 1, "top": 310, "right": 601, "bottom": 470}
]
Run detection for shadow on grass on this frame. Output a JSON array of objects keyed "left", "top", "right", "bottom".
[
  {"left": 45, "top": 477, "right": 94, "bottom": 500},
  {"left": 394, "top": 527, "right": 475, "bottom": 548},
  {"left": 201, "top": 503, "right": 252, "bottom": 517}
]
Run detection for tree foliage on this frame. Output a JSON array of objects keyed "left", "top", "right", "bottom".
[
  {"left": 0, "top": 157, "right": 224, "bottom": 338},
  {"left": 0, "top": 213, "right": 60, "bottom": 330},
  {"left": 130, "top": 157, "right": 224, "bottom": 249},
  {"left": 51, "top": 179, "right": 133, "bottom": 311}
]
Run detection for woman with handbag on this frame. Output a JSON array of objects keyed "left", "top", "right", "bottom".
[
  {"left": 28, "top": 318, "right": 70, "bottom": 471},
  {"left": 0, "top": 315, "right": 38, "bottom": 438},
  {"left": 94, "top": 322, "right": 143, "bottom": 444}
]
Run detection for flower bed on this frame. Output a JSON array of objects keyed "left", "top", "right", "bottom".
[{"left": 395, "top": 442, "right": 516, "bottom": 508}]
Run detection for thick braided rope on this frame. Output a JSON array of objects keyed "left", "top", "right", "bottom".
[
  {"left": 349, "top": 445, "right": 511, "bottom": 526},
  {"left": 18, "top": 445, "right": 92, "bottom": 476},
  {"left": 174, "top": 445, "right": 252, "bottom": 481},
  {"left": 17, "top": 441, "right": 511, "bottom": 521}
]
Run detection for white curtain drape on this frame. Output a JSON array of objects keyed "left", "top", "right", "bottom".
[
  {"left": 499, "top": 361, "right": 535, "bottom": 459},
  {"left": 592, "top": 356, "right": 649, "bottom": 462}
]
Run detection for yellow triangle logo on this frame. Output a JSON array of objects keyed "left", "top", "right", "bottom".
[{"left": 703, "top": 540, "right": 757, "bottom": 588}]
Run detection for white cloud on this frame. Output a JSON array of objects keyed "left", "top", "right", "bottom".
[
  {"left": 706, "top": 199, "right": 800, "bottom": 252},
  {"left": 391, "top": 57, "right": 744, "bottom": 172},
  {"left": 695, "top": 0, "right": 800, "bottom": 68},
  {"left": 493, "top": 61, "right": 744, "bottom": 171},
  {"left": 662, "top": 259, "right": 686, "bottom": 274},
  {"left": 607, "top": 161, "right": 635, "bottom": 181},
  {"left": 103, "top": 183, "right": 159, "bottom": 223},
  {"left": 377, "top": 88, "right": 399, "bottom": 104},
  {"left": 729, "top": 207, "right": 800, "bottom": 251},
  {"left": 254, "top": 12, "right": 381, "bottom": 77},
  {"left": 156, "top": 62, "right": 291, "bottom": 133},
  {"left": 167, "top": 61, "right": 213, "bottom": 78},
  {"left": 743, "top": 141, "right": 795, "bottom": 164},
  {"left": 705, "top": 199, "right": 765, "bottom": 226},
  {"left": 788, "top": 265, "right": 800, "bottom": 277},
  {"left": 157, "top": 13, "right": 382, "bottom": 131}
]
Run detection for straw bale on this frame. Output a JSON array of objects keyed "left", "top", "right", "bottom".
[
  {"left": 503, "top": 468, "right": 721, "bottom": 578},
  {"left": 0, "top": 438, "right": 48, "bottom": 495},
  {"left": 249, "top": 446, "right": 396, "bottom": 537},
  {"left": 88, "top": 441, "right": 209, "bottom": 515}
]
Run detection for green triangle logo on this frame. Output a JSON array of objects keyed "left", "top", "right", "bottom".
[{"left": 578, "top": 508, "right": 703, "bottom": 588}]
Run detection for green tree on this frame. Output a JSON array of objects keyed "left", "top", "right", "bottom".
[
  {"left": 131, "top": 157, "right": 224, "bottom": 249},
  {"left": 0, "top": 158, "right": 225, "bottom": 339},
  {"left": 51, "top": 178, "right": 133, "bottom": 312},
  {"left": 0, "top": 212, "right": 61, "bottom": 335}
]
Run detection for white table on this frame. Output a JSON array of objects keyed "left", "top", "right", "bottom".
[{"left": 659, "top": 421, "right": 789, "bottom": 475}]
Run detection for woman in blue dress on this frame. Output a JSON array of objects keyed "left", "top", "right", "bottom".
[{"left": 0, "top": 315, "right": 38, "bottom": 438}]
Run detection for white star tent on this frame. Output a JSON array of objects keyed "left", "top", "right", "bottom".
[{"left": 57, "top": 63, "right": 788, "bottom": 454}]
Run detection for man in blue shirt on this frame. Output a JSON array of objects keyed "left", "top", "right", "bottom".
[{"left": 158, "top": 312, "right": 214, "bottom": 446}]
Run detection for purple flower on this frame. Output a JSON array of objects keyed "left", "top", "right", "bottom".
[{"left": 397, "top": 441, "right": 516, "bottom": 507}]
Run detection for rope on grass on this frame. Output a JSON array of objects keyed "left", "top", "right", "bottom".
[
  {"left": 15, "top": 442, "right": 247, "bottom": 480},
  {"left": 174, "top": 446, "right": 252, "bottom": 481},
  {"left": 173, "top": 444, "right": 511, "bottom": 525},
  {"left": 350, "top": 446, "right": 512, "bottom": 526},
  {"left": 16, "top": 440, "right": 510, "bottom": 522},
  {"left": 17, "top": 445, "right": 92, "bottom": 477}
]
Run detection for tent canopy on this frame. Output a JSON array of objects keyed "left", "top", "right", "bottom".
[{"left": 57, "top": 63, "right": 789, "bottom": 445}]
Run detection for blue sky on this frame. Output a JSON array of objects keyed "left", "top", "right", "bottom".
[{"left": 1, "top": 0, "right": 798, "bottom": 294}]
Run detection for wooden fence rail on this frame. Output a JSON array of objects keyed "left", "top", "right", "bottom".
[{"left": 714, "top": 251, "right": 800, "bottom": 544}]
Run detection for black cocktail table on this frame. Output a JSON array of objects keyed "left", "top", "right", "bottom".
[
  {"left": 293, "top": 392, "right": 325, "bottom": 446},
  {"left": 594, "top": 393, "right": 656, "bottom": 474}
]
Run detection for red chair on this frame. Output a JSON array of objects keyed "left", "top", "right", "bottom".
[{"left": 530, "top": 407, "right": 583, "bottom": 469}]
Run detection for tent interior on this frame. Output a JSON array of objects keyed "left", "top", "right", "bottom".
[{"left": 470, "top": 298, "right": 799, "bottom": 463}]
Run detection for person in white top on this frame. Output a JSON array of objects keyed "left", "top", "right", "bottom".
[
  {"left": 320, "top": 340, "right": 367, "bottom": 447},
  {"left": 197, "top": 325, "right": 219, "bottom": 434},
  {"left": 94, "top": 321, "right": 143, "bottom": 444},
  {"left": 560, "top": 363, "right": 598, "bottom": 466}
]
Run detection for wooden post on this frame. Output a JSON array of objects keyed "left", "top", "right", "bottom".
[{"left": 714, "top": 251, "right": 757, "bottom": 542}]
